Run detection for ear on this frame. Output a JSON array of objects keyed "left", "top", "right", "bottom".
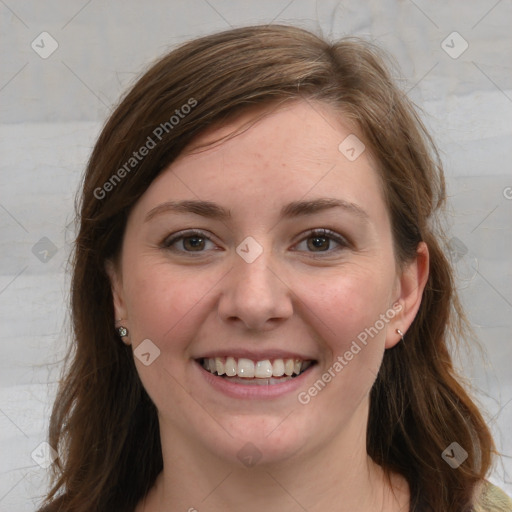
[
  {"left": 105, "top": 259, "right": 128, "bottom": 325},
  {"left": 385, "top": 241, "right": 429, "bottom": 349}
]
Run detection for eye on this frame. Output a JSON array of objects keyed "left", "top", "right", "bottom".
[
  {"left": 293, "top": 229, "right": 349, "bottom": 254},
  {"left": 162, "top": 229, "right": 218, "bottom": 253}
]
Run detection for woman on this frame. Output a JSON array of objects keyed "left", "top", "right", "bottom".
[{"left": 38, "top": 24, "right": 511, "bottom": 511}]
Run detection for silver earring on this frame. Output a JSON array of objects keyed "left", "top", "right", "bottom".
[
  {"left": 396, "top": 328, "right": 404, "bottom": 341},
  {"left": 117, "top": 326, "right": 128, "bottom": 337}
]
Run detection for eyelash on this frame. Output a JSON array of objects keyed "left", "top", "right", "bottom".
[{"left": 161, "top": 228, "right": 350, "bottom": 256}]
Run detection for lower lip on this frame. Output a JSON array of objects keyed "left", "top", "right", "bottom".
[{"left": 194, "top": 360, "right": 316, "bottom": 399}]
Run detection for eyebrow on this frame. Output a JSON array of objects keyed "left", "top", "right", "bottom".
[{"left": 144, "top": 198, "right": 369, "bottom": 223}]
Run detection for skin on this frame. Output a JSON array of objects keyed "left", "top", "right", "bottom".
[{"left": 107, "top": 99, "right": 429, "bottom": 511}]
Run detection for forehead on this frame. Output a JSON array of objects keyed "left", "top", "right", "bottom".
[
  {"left": 131, "top": 100, "right": 388, "bottom": 227},
  {"left": 181, "top": 100, "right": 362, "bottom": 166}
]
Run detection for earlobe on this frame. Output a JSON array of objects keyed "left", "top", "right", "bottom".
[
  {"left": 385, "top": 241, "right": 429, "bottom": 349},
  {"left": 105, "top": 259, "right": 127, "bottom": 324}
]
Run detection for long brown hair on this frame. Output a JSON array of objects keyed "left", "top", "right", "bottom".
[{"left": 38, "top": 24, "right": 495, "bottom": 512}]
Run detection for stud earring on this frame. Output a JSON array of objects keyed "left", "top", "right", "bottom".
[
  {"left": 117, "top": 326, "right": 128, "bottom": 338},
  {"left": 396, "top": 328, "right": 405, "bottom": 341}
]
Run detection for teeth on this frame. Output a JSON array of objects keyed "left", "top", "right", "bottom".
[
  {"left": 225, "top": 356, "right": 237, "bottom": 377},
  {"left": 215, "top": 358, "right": 225, "bottom": 376},
  {"left": 255, "top": 360, "right": 273, "bottom": 378},
  {"left": 201, "top": 357, "right": 312, "bottom": 379},
  {"left": 237, "top": 358, "right": 255, "bottom": 378},
  {"left": 272, "top": 359, "right": 285, "bottom": 376}
]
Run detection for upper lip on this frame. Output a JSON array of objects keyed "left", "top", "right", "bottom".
[{"left": 194, "top": 349, "right": 316, "bottom": 361}]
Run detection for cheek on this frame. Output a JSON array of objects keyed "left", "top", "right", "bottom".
[
  {"left": 123, "top": 260, "right": 220, "bottom": 350},
  {"left": 292, "top": 267, "right": 394, "bottom": 425},
  {"left": 297, "top": 264, "right": 395, "bottom": 351},
  {"left": 122, "top": 262, "right": 220, "bottom": 404}
]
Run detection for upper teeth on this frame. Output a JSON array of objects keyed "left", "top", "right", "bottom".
[{"left": 202, "top": 357, "right": 312, "bottom": 378}]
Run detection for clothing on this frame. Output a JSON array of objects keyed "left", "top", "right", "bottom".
[{"left": 474, "top": 481, "right": 512, "bottom": 512}]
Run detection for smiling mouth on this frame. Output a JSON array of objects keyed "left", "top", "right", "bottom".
[{"left": 197, "top": 356, "right": 315, "bottom": 384}]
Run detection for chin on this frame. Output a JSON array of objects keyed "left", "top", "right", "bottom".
[{"left": 209, "top": 412, "right": 318, "bottom": 468}]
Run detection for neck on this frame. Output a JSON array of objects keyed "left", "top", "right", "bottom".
[{"left": 141, "top": 400, "right": 409, "bottom": 512}]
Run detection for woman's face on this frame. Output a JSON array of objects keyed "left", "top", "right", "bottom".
[{"left": 109, "top": 100, "right": 425, "bottom": 467}]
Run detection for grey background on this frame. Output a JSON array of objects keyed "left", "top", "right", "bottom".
[{"left": 0, "top": 0, "right": 511, "bottom": 510}]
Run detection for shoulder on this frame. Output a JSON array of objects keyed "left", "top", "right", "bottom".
[{"left": 474, "top": 481, "right": 512, "bottom": 512}]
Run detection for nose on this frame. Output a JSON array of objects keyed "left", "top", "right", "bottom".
[{"left": 217, "top": 248, "right": 294, "bottom": 332}]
